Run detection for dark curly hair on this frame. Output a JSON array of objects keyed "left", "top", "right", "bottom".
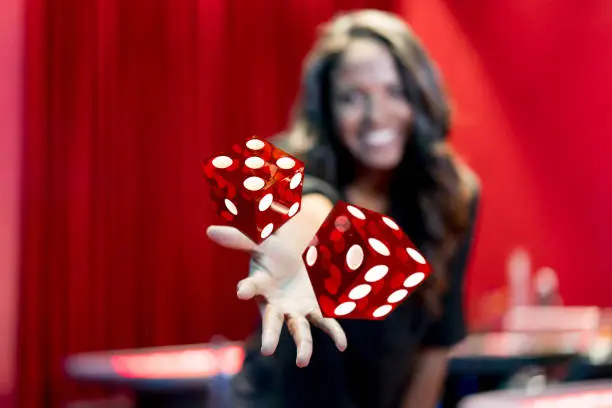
[{"left": 278, "top": 10, "right": 478, "bottom": 316}]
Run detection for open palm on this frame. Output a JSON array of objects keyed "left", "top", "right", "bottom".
[{"left": 206, "top": 225, "right": 347, "bottom": 367}]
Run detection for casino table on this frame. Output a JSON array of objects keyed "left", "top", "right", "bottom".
[
  {"left": 448, "top": 332, "right": 583, "bottom": 375},
  {"left": 442, "top": 331, "right": 612, "bottom": 407},
  {"left": 65, "top": 332, "right": 612, "bottom": 408},
  {"left": 459, "top": 379, "right": 612, "bottom": 408}
]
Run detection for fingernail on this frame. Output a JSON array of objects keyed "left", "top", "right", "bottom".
[
  {"left": 296, "top": 349, "right": 309, "bottom": 368},
  {"left": 261, "top": 340, "right": 275, "bottom": 356}
]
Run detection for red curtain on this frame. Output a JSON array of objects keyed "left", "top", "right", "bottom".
[{"left": 18, "top": 0, "right": 399, "bottom": 407}]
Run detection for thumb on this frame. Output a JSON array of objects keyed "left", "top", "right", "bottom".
[{"left": 206, "top": 225, "right": 258, "bottom": 252}]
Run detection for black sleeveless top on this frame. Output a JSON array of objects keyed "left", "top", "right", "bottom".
[{"left": 230, "top": 175, "right": 479, "bottom": 408}]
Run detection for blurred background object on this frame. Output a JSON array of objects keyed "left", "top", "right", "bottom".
[
  {"left": 1, "top": 0, "right": 612, "bottom": 407},
  {"left": 533, "top": 267, "right": 562, "bottom": 307},
  {"left": 507, "top": 248, "right": 532, "bottom": 310}
]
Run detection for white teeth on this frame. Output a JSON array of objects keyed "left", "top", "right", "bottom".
[{"left": 362, "top": 130, "right": 395, "bottom": 147}]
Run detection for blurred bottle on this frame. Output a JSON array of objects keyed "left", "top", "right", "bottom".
[
  {"left": 533, "top": 266, "right": 563, "bottom": 306},
  {"left": 507, "top": 247, "right": 533, "bottom": 310}
]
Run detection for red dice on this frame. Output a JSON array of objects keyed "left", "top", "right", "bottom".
[
  {"left": 203, "top": 136, "right": 305, "bottom": 244},
  {"left": 302, "top": 201, "right": 430, "bottom": 320}
]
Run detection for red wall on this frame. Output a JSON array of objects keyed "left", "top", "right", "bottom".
[
  {"left": 0, "top": 0, "right": 23, "bottom": 404},
  {"left": 403, "top": 0, "right": 612, "bottom": 325}
]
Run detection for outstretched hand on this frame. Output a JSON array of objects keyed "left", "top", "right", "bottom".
[{"left": 206, "top": 225, "right": 347, "bottom": 367}]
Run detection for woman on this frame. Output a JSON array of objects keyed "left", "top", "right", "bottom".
[{"left": 207, "top": 10, "right": 480, "bottom": 408}]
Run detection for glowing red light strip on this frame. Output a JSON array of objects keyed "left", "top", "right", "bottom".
[{"left": 109, "top": 346, "right": 245, "bottom": 379}]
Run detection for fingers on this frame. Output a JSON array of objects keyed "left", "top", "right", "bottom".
[
  {"left": 206, "top": 226, "right": 257, "bottom": 252},
  {"left": 261, "top": 305, "right": 284, "bottom": 357},
  {"left": 236, "top": 271, "right": 270, "bottom": 300},
  {"left": 287, "top": 314, "right": 313, "bottom": 368},
  {"left": 308, "top": 310, "right": 347, "bottom": 352}
]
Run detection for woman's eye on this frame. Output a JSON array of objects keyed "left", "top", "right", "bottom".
[
  {"left": 387, "top": 84, "right": 404, "bottom": 99},
  {"left": 337, "top": 90, "right": 364, "bottom": 105}
]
